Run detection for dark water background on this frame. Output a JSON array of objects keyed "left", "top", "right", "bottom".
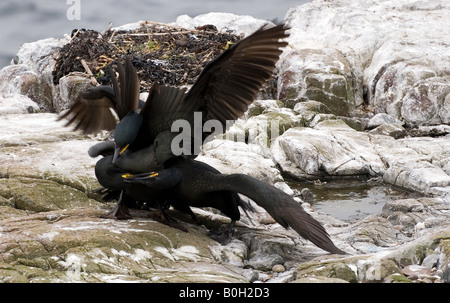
[{"left": 0, "top": 0, "right": 307, "bottom": 68}]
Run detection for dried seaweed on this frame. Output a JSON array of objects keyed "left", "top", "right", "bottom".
[{"left": 53, "top": 22, "right": 241, "bottom": 92}]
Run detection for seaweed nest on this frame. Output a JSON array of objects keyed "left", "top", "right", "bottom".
[{"left": 53, "top": 22, "right": 242, "bottom": 92}]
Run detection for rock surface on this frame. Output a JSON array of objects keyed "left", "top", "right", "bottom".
[
  {"left": 281, "top": 0, "right": 450, "bottom": 127},
  {"left": 0, "top": 0, "right": 449, "bottom": 283}
]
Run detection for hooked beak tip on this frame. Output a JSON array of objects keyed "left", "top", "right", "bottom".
[{"left": 112, "top": 147, "right": 121, "bottom": 164}]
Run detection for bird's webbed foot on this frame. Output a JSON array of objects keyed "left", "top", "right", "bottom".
[
  {"left": 150, "top": 203, "right": 189, "bottom": 233},
  {"left": 209, "top": 220, "right": 236, "bottom": 245},
  {"left": 101, "top": 192, "right": 132, "bottom": 220},
  {"left": 101, "top": 200, "right": 132, "bottom": 220}
]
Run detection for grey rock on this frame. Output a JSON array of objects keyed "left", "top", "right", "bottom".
[
  {"left": 292, "top": 276, "right": 349, "bottom": 283},
  {"left": 401, "top": 77, "right": 450, "bottom": 127},
  {"left": 57, "top": 74, "right": 92, "bottom": 113},
  {"left": 173, "top": 13, "right": 274, "bottom": 37},
  {"left": 368, "top": 123, "right": 406, "bottom": 139},
  {"left": 284, "top": 0, "right": 450, "bottom": 127},
  {"left": 246, "top": 254, "right": 285, "bottom": 271},
  {"left": 0, "top": 37, "right": 68, "bottom": 112},
  {"left": 266, "top": 269, "right": 296, "bottom": 283},
  {"left": 422, "top": 254, "right": 440, "bottom": 269},
  {"left": 367, "top": 113, "right": 403, "bottom": 129},
  {"left": 278, "top": 48, "right": 356, "bottom": 116},
  {"left": 272, "top": 264, "right": 286, "bottom": 273},
  {"left": 271, "top": 122, "right": 386, "bottom": 180},
  {"left": 209, "top": 239, "right": 248, "bottom": 267},
  {"left": 0, "top": 94, "right": 40, "bottom": 115}
]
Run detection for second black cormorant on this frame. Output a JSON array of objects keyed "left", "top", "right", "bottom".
[
  {"left": 94, "top": 155, "right": 345, "bottom": 254},
  {"left": 60, "top": 24, "right": 345, "bottom": 254}
]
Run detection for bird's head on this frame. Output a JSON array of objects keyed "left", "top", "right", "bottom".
[{"left": 112, "top": 111, "right": 143, "bottom": 163}]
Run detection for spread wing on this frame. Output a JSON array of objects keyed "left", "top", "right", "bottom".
[
  {"left": 185, "top": 24, "right": 289, "bottom": 127},
  {"left": 130, "top": 83, "right": 189, "bottom": 150},
  {"left": 130, "top": 25, "right": 289, "bottom": 152},
  {"left": 113, "top": 58, "right": 140, "bottom": 119},
  {"left": 58, "top": 58, "right": 140, "bottom": 134},
  {"left": 57, "top": 86, "right": 118, "bottom": 134}
]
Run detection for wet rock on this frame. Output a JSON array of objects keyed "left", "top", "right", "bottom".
[
  {"left": 346, "top": 197, "right": 450, "bottom": 251},
  {"left": 272, "top": 120, "right": 450, "bottom": 198},
  {"left": 299, "top": 188, "right": 315, "bottom": 202}
]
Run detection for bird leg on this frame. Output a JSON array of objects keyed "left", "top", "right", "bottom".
[
  {"left": 147, "top": 202, "right": 188, "bottom": 233},
  {"left": 209, "top": 220, "right": 236, "bottom": 245},
  {"left": 101, "top": 191, "right": 132, "bottom": 220}
]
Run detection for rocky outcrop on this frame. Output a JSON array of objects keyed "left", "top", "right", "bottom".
[
  {"left": 0, "top": 0, "right": 449, "bottom": 283},
  {"left": 0, "top": 38, "right": 70, "bottom": 112},
  {"left": 271, "top": 120, "right": 450, "bottom": 200},
  {"left": 280, "top": 0, "right": 450, "bottom": 128}
]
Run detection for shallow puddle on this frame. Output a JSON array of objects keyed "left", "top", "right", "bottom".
[{"left": 289, "top": 178, "right": 419, "bottom": 222}]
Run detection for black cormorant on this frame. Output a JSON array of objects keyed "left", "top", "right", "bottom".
[
  {"left": 59, "top": 24, "right": 290, "bottom": 171},
  {"left": 94, "top": 156, "right": 345, "bottom": 254},
  {"left": 55, "top": 25, "right": 347, "bottom": 255}
]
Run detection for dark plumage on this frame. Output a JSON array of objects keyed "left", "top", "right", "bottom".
[
  {"left": 58, "top": 61, "right": 138, "bottom": 135},
  {"left": 95, "top": 156, "right": 345, "bottom": 255},
  {"left": 59, "top": 24, "right": 290, "bottom": 171},
  {"left": 57, "top": 25, "right": 346, "bottom": 254},
  {"left": 94, "top": 155, "right": 184, "bottom": 225}
]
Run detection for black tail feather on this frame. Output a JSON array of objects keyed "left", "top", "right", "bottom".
[{"left": 214, "top": 174, "right": 346, "bottom": 254}]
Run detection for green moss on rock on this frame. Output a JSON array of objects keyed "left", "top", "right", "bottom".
[
  {"left": 296, "top": 259, "right": 358, "bottom": 283},
  {"left": 0, "top": 177, "right": 103, "bottom": 213}
]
